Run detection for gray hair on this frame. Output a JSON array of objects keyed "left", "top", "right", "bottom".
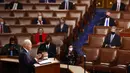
[{"left": 23, "top": 39, "right": 32, "bottom": 47}]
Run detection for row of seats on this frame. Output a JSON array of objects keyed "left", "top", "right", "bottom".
[
  {"left": 0, "top": 10, "right": 82, "bottom": 21},
  {"left": 3, "top": 0, "right": 91, "bottom": 6},
  {"left": 109, "top": 11, "right": 130, "bottom": 19},
  {"left": 80, "top": 48, "right": 130, "bottom": 73},
  {"left": 84, "top": 34, "right": 130, "bottom": 50},
  {"left": 0, "top": 33, "right": 66, "bottom": 46},
  {"left": 3, "top": 17, "right": 77, "bottom": 28},
  {"left": 7, "top": 25, "right": 73, "bottom": 36}
]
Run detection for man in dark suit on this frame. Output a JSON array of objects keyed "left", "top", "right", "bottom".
[
  {"left": 0, "top": 0, "right": 4, "bottom": 3},
  {"left": 102, "top": 26, "right": 121, "bottom": 48},
  {"left": 0, "top": 18, "right": 9, "bottom": 33},
  {"left": 5, "top": 0, "right": 23, "bottom": 10},
  {"left": 31, "top": 13, "right": 47, "bottom": 25},
  {"left": 111, "top": 0, "right": 126, "bottom": 11},
  {"left": 38, "top": 35, "right": 56, "bottom": 58},
  {"left": 39, "top": 0, "right": 56, "bottom": 3},
  {"left": 55, "top": 18, "right": 68, "bottom": 33},
  {"left": 98, "top": 11, "right": 116, "bottom": 26},
  {"left": 19, "top": 39, "right": 41, "bottom": 73},
  {"left": 59, "top": 0, "right": 75, "bottom": 10}
]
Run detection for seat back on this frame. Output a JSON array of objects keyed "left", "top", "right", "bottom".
[
  {"left": 117, "top": 19, "right": 130, "bottom": 29},
  {"left": 0, "top": 34, "right": 14, "bottom": 46},
  {"left": 0, "top": 11, "right": 11, "bottom": 17},
  {"left": 29, "top": 0, "right": 39, "bottom": 3},
  {"left": 82, "top": 48, "right": 99, "bottom": 62},
  {"left": 55, "top": 11, "right": 68, "bottom": 18},
  {"left": 4, "top": 18, "right": 17, "bottom": 25},
  {"left": 9, "top": 26, "right": 24, "bottom": 33},
  {"left": 35, "top": 4, "right": 47, "bottom": 10},
  {"left": 42, "top": 11, "right": 54, "bottom": 17},
  {"left": 0, "top": 4, "right": 5, "bottom": 10},
  {"left": 69, "top": 10, "right": 82, "bottom": 21},
  {"left": 109, "top": 11, "right": 121, "bottom": 19},
  {"left": 15, "top": 33, "right": 32, "bottom": 45},
  {"left": 49, "top": 18, "right": 60, "bottom": 25},
  {"left": 19, "top": 18, "right": 32, "bottom": 24},
  {"left": 99, "top": 49, "right": 117, "bottom": 63},
  {"left": 117, "top": 50, "right": 130, "bottom": 65},
  {"left": 121, "top": 12, "right": 130, "bottom": 20},
  {"left": 88, "top": 34, "right": 105, "bottom": 48},
  {"left": 13, "top": 11, "right": 25, "bottom": 17},
  {"left": 93, "top": 26, "right": 110, "bottom": 35},
  {"left": 121, "top": 37, "right": 130, "bottom": 50},
  {"left": 23, "top": 4, "right": 33, "bottom": 10},
  {"left": 48, "top": 4, "right": 60, "bottom": 10}
]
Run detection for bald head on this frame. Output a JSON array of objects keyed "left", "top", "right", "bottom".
[{"left": 23, "top": 39, "right": 32, "bottom": 51}]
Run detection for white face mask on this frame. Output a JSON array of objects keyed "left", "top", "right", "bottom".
[
  {"left": 69, "top": 47, "right": 73, "bottom": 51},
  {"left": 117, "top": 0, "right": 121, "bottom": 3},
  {"left": 0, "top": 22, "right": 4, "bottom": 25}
]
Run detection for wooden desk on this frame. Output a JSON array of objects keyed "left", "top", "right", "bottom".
[
  {"left": 0, "top": 56, "right": 60, "bottom": 73},
  {"left": 60, "top": 64, "right": 89, "bottom": 73},
  {"left": 34, "top": 58, "right": 60, "bottom": 73}
]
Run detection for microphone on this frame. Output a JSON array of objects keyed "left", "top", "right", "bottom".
[{"left": 83, "top": 55, "right": 86, "bottom": 73}]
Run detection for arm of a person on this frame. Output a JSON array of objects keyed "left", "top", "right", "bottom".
[{"left": 23, "top": 53, "right": 37, "bottom": 66}]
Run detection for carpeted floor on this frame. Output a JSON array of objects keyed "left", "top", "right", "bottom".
[{"left": 73, "top": 9, "right": 107, "bottom": 55}]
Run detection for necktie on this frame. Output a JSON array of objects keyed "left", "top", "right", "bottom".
[
  {"left": 110, "top": 34, "right": 114, "bottom": 43},
  {"left": 105, "top": 18, "right": 109, "bottom": 26}
]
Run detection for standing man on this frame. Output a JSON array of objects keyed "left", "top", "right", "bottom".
[{"left": 19, "top": 39, "right": 42, "bottom": 73}]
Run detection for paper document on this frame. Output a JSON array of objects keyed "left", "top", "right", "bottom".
[{"left": 38, "top": 59, "right": 51, "bottom": 64}]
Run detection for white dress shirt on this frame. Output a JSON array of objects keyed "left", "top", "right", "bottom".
[
  {"left": 12, "top": 3, "right": 18, "bottom": 10},
  {"left": 116, "top": 3, "right": 120, "bottom": 11}
]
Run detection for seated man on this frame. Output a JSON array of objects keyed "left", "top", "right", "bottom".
[
  {"left": 39, "top": 0, "right": 56, "bottom": 3},
  {"left": 102, "top": 26, "right": 121, "bottom": 48},
  {"left": 0, "top": 0, "right": 4, "bottom": 3},
  {"left": 34, "top": 27, "right": 48, "bottom": 45},
  {"left": 111, "top": 0, "right": 126, "bottom": 11},
  {"left": 5, "top": 0, "right": 23, "bottom": 10},
  {"left": 1, "top": 37, "right": 21, "bottom": 56},
  {"left": 0, "top": 18, "right": 9, "bottom": 33},
  {"left": 55, "top": 18, "right": 68, "bottom": 33},
  {"left": 59, "top": 0, "right": 75, "bottom": 10},
  {"left": 98, "top": 11, "right": 116, "bottom": 26},
  {"left": 31, "top": 13, "right": 47, "bottom": 25},
  {"left": 37, "top": 35, "right": 56, "bottom": 58}
]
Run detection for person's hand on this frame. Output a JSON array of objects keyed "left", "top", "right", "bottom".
[
  {"left": 105, "top": 44, "right": 108, "bottom": 47},
  {"left": 36, "top": 53, "right": 43, "bottom": 59},
  {"left": 42, "top": 52, "right": 48, "bottom": 59}
]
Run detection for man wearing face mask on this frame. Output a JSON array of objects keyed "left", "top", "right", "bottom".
[
  {"left": 59, "top": 0, "right": 75, "bottom": 10},
  {"left": 98, "top": 11, "right": 116, "bottom": 26},
  {"left": 0, "top": 18, "right": 9, "bottom": 33},
  {"left": 31, "top": 13, "right": 47, "bottom": 25},
  {"left": 5, "top": 0, "right": 23, "bottom": 10},
  {"left": 102, "top": 26, "right": 121, "bottom": 48},
  {"left": 37, "top": 35, "right": 56, "bottom": 58},
  {"left": 55, "top": 18, "right": 68, "bottom": 33},
  {"left": 111, "top": 0, "right": 126, "bottom": 11}
]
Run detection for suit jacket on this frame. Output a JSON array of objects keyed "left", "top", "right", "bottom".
[
  {"left": 34, "top": 33, "right": 48, "bottom": 44},
  {"left": 1, "top": 44, "right": 21, "bottom": 56},
  {"left": 5, "top": 2, "right": 23, "bottom": 9},
  {"left": 38, "top": 43, "right": 56, "bottom": 58},
  {"left": 31, "top": 18, "right": 47, "bottom": 24},
  {"left": 19, "top": 48, "right": 37, "bottom": 73},
  {"left": 59, "top": 1, "right": 75, "bottom": 10},
  {"left": 39, "top": 0, "right": 56, "bottom": 3},
  {"left": 1, "top": 23, "right": 9, "bottom": 33},
  {"left": 102, "top": 33, "right": 121, "bottom": 47},
  {"left": 111, "top": 2, "right": 126, "bottom": 11},
  {"left": 55, "top": 24, "right": 68, "bottom": 33},
  {"left": 98, "top": 16, "right": 116, "bottom": 26},
  {"left": 0, "top": 0, "right": 4, "bottom": 3}
]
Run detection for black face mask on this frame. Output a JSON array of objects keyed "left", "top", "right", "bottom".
[
  {"left": 111, "top": 32, "right": 115, "bottom": 35},
  {"left": 46, "top": 41, "right": 49, "bottom": 44},
  {"left": 106, "top": 15, "right": 110, "bottom": 18}
]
